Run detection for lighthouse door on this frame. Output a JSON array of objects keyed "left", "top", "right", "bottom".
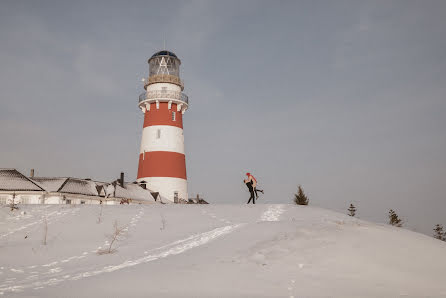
[{"left": 174, "top": 191, "right": 179, "bottom": 203}]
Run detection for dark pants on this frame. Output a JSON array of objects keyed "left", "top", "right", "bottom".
[
  {"left": 254, "top": 187, "right": 263, "bottom": 198},
  {"left": 247, "top": 189, "right": 255, "bottom": 204}
]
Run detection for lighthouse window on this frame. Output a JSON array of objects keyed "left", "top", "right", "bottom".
[
  {"left": 157, "top": 129, "right": 161, "bottom": 139},
  {"left": 172, "top": 111, "right": 176, "bottom": 121}
]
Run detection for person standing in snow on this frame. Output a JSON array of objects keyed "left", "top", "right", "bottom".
[
  {"left": 245, "top": 172, "right": 264, "bottom": 200},
  {"left": 244, "top": 175, "right": 256, "bottom": 204}
]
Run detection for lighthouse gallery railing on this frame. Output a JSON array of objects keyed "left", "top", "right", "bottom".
[{"left": 139, "top": 90, "right": 189, "bottom": 105}]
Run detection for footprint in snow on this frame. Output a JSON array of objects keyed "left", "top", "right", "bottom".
[{"left": 10, "top": 269, "right": 24, "bottom": 273}]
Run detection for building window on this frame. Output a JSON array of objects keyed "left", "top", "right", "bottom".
[
  {"left": 174, "top": 191, "right": 179, "bottom": 203},
  {"left": 0, "top": 196, "right": 7, "bottom": 205},
  {"left": 172, "top": 111, "right": 176, "bottom": 121},
  {"left": 21, "top": 196, "right": 30, "bottom": 204},
  {"left": 157, "top": 129, "right": 161, "bottom": 139},
  {"left": 80, "top": 201, "right": 86, "bottom": 204},
  {"left": 66, "top": 199, "right": 71, "bottom": 205}
]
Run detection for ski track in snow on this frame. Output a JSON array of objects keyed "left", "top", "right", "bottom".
[
  {"left": 0, "top": 207, "right": 147, "bottom": 292},
  {"left": 0, "top": 206, "right": 285, "bottom": 296},
  {"left": 201, "top": 208, "right": 232, "bottom": 225},
  {"left": 0, "top": 208, "right": 145, "bottom": 276},
  {"left": 0, "top": 207, "right": 79, "bottom": 240},
  {"left": 260, "top": 205, "right": 285, "bottom": 222},
  {"left": 97, "top": 207, "right": 144, "bottom": 253},
  {"left": 287, "top": 279, "right": 296, "bottom": 298},
  {"left": 0, "top": 223, "right": 242, "bottom": 295}
]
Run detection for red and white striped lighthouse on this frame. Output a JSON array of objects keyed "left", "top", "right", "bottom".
[{"left": 137, "top": 50, "right": 189, "bottom": 203}]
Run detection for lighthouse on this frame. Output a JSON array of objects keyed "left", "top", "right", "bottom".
[{"left": 137, "top": 50, "right": 189, "bottom": 203}]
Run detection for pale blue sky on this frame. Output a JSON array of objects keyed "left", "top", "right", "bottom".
[{"left": 1, "top": 0, "right": 445, "bottom": 234}]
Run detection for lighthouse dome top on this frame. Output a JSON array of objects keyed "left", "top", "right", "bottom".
[{"left": 150, "top": 50, "right": 178, "bottom": 59}]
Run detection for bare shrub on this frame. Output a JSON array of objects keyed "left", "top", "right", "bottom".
[
  {"left": 160, "top": 214, "right": 166, "bottom": 231},
  {"left": 97, "top": 204, "right": 103, "bottom": 224},
  {"left": 97, "top": 220, "right": 127, "bottom": 255},
  {"left": 10, "top": 192, "right": 19, "bottom": 211},
  {"left": 42, "top": 216, "right": 48, "bottom": 245}
]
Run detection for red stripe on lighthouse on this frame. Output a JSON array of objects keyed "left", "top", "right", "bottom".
[
  {"left": 143, "top": 102, "right": 183, "bottom": 128},
  {"left": 137, "top": 151, "right": 187, "bottom": 179}
]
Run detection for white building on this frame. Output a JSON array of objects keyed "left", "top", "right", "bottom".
[
  {"left": 0, "top": 169, "right": 157, "bottom": 205},
  {"left": 0, "top": 169, "right": 45, "bottom": 205}
]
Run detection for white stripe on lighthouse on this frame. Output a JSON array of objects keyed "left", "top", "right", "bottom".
[
  {"left": 137, "top": 177, "right": 188, "bottom": 202},
  {"left": 140, "top": 125, "right": 185, "bottom": 154}
]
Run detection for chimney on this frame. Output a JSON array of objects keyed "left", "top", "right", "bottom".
[
  {"left": 120, "top": 172, "right": 124, "bottom": 187},
  {"left": 30, "top": 169, "right": 35, "bottom": 178}
]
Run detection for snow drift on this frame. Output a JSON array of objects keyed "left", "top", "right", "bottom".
[{"left": 0, "top": 204, "right": 445, "bottom": 297}]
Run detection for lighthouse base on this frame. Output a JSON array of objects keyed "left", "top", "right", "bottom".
[{"left": 137, "top": 177, "right": 188, "bottom": 203}]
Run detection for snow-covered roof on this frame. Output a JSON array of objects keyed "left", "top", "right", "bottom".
[
  {"left": 0, "top": 169, "right": 45, "bottom": 191},
  {"left": 58, "top": 178, "right": 99, "bottom": 196},
  {"left": 32, "top": 177, "right": 68, "bottom": 192},
  {"left": 158, "top": 193, "right": 173, "bottom": 204},
  {"left": 113, "top": 182, "right": 155, "bottom": 202},
  {"left": 0, "top": 170, "right": 158, "bottom": 202},
  {"left": 98, "top": 183, "right": 115, "bottom": 198}
]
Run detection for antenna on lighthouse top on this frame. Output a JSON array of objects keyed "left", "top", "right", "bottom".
[{"left": 162, "top": 32, "right": 166, "bottom": 51}]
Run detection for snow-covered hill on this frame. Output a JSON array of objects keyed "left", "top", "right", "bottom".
[{"left": 1, "top": 204, "right": 445, "bottom": 297}]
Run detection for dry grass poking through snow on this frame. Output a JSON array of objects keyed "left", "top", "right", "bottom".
[{"left": 97, "top": 220, "right": 128, "bottom": 255}]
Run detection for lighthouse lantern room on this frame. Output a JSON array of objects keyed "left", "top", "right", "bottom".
[{"left": 137, "top": 50, "right": 189, "bottom": 203}]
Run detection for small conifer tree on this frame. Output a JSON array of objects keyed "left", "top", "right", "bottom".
[
  {"left": 294, "top": 185, "right": 309, "bottom": 205},
  {"left": 347, "top": 204, "right": 356, "bottom": 217},
  {"left": 433, "top": 224, "right": 445, "bottom": 241},
  {"left": 388, "top": 209, "right": 402, "bottom": 227}
]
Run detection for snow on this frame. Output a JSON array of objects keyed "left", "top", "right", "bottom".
[
  {"left": 113, "top": 183, "right": 155, "bottom": 202},
  {"left": 0, "top": 204, "right": 445, "bottom": 297},
  {"left": 57, "top": 178, "right": 99, "bottom": 196},
  {"left": 30, "top": 178, "right": 68, "bottom": 192}
]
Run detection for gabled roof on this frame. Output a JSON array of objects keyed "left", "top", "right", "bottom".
[
  {"left": 57, "top": 178, "right": 99, "bottom": 196},
  {"left": 32, "top": 177, "right": 68, "bottom": 192},
  {"left": 112, "top": 182, "right": 155, "bottom": 202},
  {"left": 0, "top": 169, "right": 45, "bottom": 191},
  {"left": 0, "top": 170, "right": 158, "bottom": 202}
]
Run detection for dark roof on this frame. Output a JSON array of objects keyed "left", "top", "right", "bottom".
[
  {"left": 150, "top": 50, "right": 178, "bottom": 59},
  {"left": 0, "top": 169, "right": 45, "bottom": 191}
]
